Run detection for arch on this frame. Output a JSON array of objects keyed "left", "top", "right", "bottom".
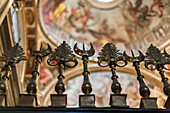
[{"left": 38, "top": 63, "right": 163, "bottom": 106}]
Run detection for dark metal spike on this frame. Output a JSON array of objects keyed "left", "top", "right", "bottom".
[
  {"left": 74, "top": 43, "right": 82, "bottom": 56},
  {"left": 83, "top": 43, "right": 85, "bottom": 51},
  {"left": 90, "top": 43, "right": 94, "bottom": 51},
  {"left": 138, "top": 50, "right": 144, "bottom": 57},
  {"left": 89, "top": 43, "right": 95, "bottom": 56},
  {"left": 30, "top": 43, "right": 52, "bottom": 57},
  {"left": 123, "top": 51, "right": 131, "bottom": 60},
  {"left": 131, "top": 50, "right": 135, "bottom": 57},
  {"left": 47, "top": 43, "right": 52, "bottom": 51},
  {"left": 164, "top": 49, "right": 169, "bottom": 56},
  {"left": 138, "top": 50, "right": 144, "bottom": 61},
  {"left": 40, "top": 43, "right": 43, "bottom": 51},
  {"left": 74, "top": 42, "right": 95, "bottom": 57},
  {"left": 123, "top": 51, "right": 127, "bottom": 57}
]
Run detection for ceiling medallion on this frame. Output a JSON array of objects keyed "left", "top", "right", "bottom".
[{"left": 87, "top": 0, "right": 124, "bottom": 10}]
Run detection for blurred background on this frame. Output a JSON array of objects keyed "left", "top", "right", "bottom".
[{"left": 0, "top": 0, "right": 169, "bottom": 108}]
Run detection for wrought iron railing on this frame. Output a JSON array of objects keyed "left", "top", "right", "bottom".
[{"left": 0, "top": 42, "right": 169, "bottom": 110}]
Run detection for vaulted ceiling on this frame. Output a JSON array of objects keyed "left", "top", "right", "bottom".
[{"left": 38, "top": 0, "right": 170, "bottom": 60}]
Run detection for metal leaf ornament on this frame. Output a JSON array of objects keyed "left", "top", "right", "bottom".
[
  {"left": 145, "top": 44, "right": 164, "bottom": 61},
  {"left": 0, "top": 43, "right": 26, "bottom": 67},
  {"left": 163, "top": 49, "right": 170, "bottom": 64},
  {"left": 99, "top": 43, "right": 119, "bottom": 59},
  {"left": 54, "top": 41, "right": 73, "bottom": 59}
]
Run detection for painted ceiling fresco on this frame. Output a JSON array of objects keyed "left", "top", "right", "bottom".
[
  {"left": 65, "top": 72, "right": 166, "bottom": 108},
  {"left": 39, "top": 0, "right": 170, "bottom": 60},
  {"left": 36, "top": 0, "right": 170, "bottom": 107}
]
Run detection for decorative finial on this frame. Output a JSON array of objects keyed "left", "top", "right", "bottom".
[
  {"left": 0, "top": 43, "right": 26, "bottom": 94},
  {"left": 27, "top": 43, "right": 52, "bottom": 94},
  {"left": 48, "top": 41, "right": 78, "bottom": 107},
  {"left": 98, "top": 43, "right": 128, "bottom": 108}
]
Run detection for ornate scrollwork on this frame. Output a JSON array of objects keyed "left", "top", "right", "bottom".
[
  {"left": 0, "top": 43, "right": 26, "bottom": 94},
  {"left": 74, "top": 42, "right": 95, "bottom": 94},
  {"left": 48, "top": 41, "right": 78, "bottom": 94},
  {"left": 144, "top": 44, "right": 170, "bottom": 70},
  {"left": 98, "top": 43, "right": 127, "bottom": 94},
  {"left": 144, "top": 44, "right": 170, "bottom": 96},
  {"left": 98, "top": 43, "right": 127, "bottom": 68},
  {"left": 48, "top": 41, "right": 78, "bottom": 68},
  {"left": 124, "top": 50, "right": 150, "bottom": 98},
  {"left": 27, "top": 43, "right": 52, "bottom": 94},
  {"left": 0, "top": 43, "right": 26, "bottom": 67}
]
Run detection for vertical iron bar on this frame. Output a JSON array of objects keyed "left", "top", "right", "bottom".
[
  {"left": 133, "top": 62, "right": 150, "bottom": 98},
  {"left": 82, "top": 56, "right": 92, "bottom": 94}
]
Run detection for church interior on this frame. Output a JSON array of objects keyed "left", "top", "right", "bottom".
[{"left": 0, "top": 0, "right": 170, "bottom": 112}]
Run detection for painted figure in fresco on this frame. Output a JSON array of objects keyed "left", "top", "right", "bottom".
[
  {"left": 39, "top": 65, "right": 54, "bottom": 88},
  {"left": 150, "top": 0, "right": 164, "bottom": 17},
  {"left": 124, "top": 0, "right": 165, "bottom": 50},
  {"left": 42, "top": 0, "right": 65, "bottom": 25},
  {"left": 89, "top": 19, "right": 126, "bottom": 52},
  {"left": 125, "top": 80, "right": 140, "bottom": 108},
  {"left": 99, "top": 75, "right": 112, "bottom": 106},
  {"left": 54, "top": 4, "right": 68, "bottom": 27},
  {"left": 126, "top": 0, "right": 145, "bottom": 27},
  {"left": 127, "top": 0, "right": 143, "bottom": 11},
  {"left": 65, "top": 77, "right": 82, "bottom": 106},
  {"left": 92, "top": 74, "right": 112, "bottom": 107},
  {"left": 126, "top": 0, "right": 162, "bottom": 28},
  {"left": 69, "top": 1, "right": 92, "bottom": 32}
]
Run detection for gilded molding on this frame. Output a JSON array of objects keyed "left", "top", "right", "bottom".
[{"left": 0, "top": 0, "right": 14, "bottom": 25}]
